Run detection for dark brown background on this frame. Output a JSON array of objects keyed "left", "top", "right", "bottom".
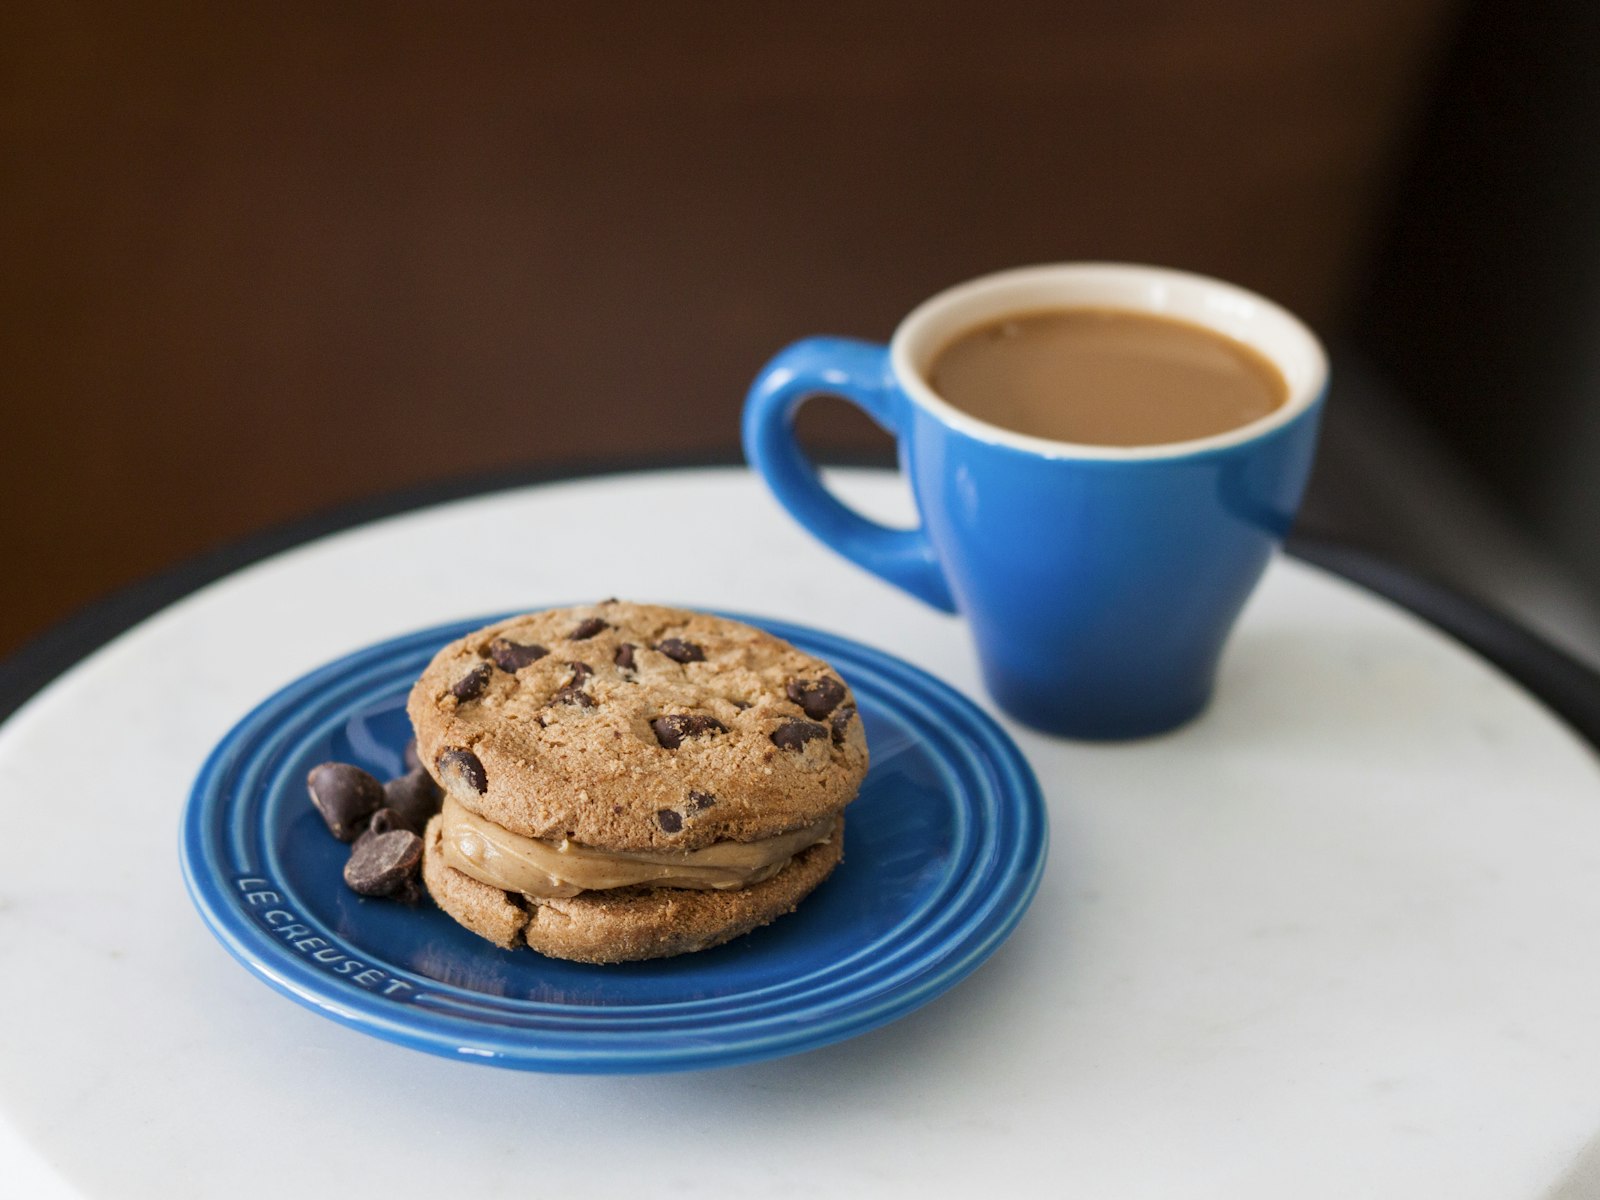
[{"left": 2, "top": 1, "right": 1458, "bottom": 657}]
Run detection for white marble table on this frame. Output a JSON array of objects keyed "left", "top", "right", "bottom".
[{"left": 3, "top": 467, "right": 1600, "bottom": 1199}]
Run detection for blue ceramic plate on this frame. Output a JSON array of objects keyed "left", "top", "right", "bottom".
[{"left": 181, "top": 613, "right": 1047, "bottom": 1074}]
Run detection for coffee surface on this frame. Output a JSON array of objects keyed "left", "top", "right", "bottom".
[{"left": 928, "top": 307, "right": 1288, "bottom": 446}]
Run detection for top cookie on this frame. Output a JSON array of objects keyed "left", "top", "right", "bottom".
[{"left": 406, "top": 602, "right": 868, "bottom": 851}]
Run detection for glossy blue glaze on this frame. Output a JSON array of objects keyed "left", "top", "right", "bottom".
[
  {"left": 741, "top": 339, "right": 956, "bottom": 612},
  {"left": 745, "top": 337, "right": 1324, "bottom": 739},
  {"left": 180, "top": 613, "right": 1047, "bottom": 1074}
]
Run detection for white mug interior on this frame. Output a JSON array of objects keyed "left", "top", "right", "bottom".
[{"left": 889, "top": 263, "right": 1329, "bottom": 461}]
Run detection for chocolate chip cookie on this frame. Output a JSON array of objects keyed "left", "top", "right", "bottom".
[{"left": 407, "top": 601, "right": 868, "bottom": 962}]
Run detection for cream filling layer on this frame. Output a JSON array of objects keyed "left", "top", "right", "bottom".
[{"left": 437, "top": 795, "right": 838, "bottom": 899}]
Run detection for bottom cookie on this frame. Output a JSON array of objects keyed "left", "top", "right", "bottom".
[{"left": 420, "top": 815, "right": 845, "bottom": 963}]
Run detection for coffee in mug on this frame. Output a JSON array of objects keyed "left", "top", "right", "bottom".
[{"left": 928, "top": 307, "right": 1289, "bottom": 447}]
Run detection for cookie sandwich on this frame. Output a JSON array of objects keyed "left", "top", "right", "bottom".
[{"left": 409, "top": 601, "right": 867, "bottom": 963}]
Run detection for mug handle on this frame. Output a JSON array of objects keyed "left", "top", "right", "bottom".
[{"left": 742, "top": 336, "right": 957, "bottom": 613}]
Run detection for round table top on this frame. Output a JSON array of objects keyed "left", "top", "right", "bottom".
[{"left": 3, "top": 467, "right": 1600, "bottom": 1199}]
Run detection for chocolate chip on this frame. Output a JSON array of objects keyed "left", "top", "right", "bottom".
[
  {"left": 655, "top": 808, "right": 683, "bottom": 833},
  {"left": 384, "top": 767, "right": 442, "bottom": 829},
  {"left": 307, "top": 762, "right": 384, "bottom": 842},
  {"left": 489, "top": 637, "right": 548, "bottom": 672},
  {"left": 771, "top": 719, "right": 828, "bottom": 751},
  {"left": 650, "top": 714, "right": 727, "bottom": 749},
  {"left": 614, "top": 643, "right": 636, "bottom": 671},
  {"left": 569, "top": 617, "right": 608, "bottom": 640},
  {"left": 437, "top": 748, "right": 487, "bottom": 793},
  {"left": 553, "top": 661, "right": 595, "bottom": 706},
  {"left": 402, "top": 738, "right": 421, "bottom": 772},
  {"left": 451, "top": 663, "right": 492, "bottom": 702},
  {"left": 687, "top": 790, "right": 716, "bottom": 811},
  {"left": 786, "top": 676, "right": 847, "bottom": 720},
  {"left": 360, "top": 807, "right": 412, "bottom": 839},
  {"left": 830, "top": 704, "right": 857, "bottom": 745},
  {"left": 654, "top": 638, "right": 705, "bottom": 664},
  {"left": 343, "top": 829, "right": 424, "bottom": 898}
]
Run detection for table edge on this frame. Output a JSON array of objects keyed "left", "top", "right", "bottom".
[{"left": 4, "top": 454, "right": 1598, "bottom": 751}]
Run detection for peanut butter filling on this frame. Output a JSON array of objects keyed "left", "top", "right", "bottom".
[{"left": 437, "top": 795, "right": 838, "bottom": 899}]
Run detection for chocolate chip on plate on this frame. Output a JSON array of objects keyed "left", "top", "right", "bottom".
[
  {"left": 437, "top": 748, "right": 488, "bottom": 794},
  {"left": 307, "top": 762, "right": 384, "bottom": 842},
  {"left": 489, "top": 637, "right": 548, "bottom": 672},
  {"left": 770, "top": 719, "right": 828, "bottom": 751},
  {"left": 568, "top": 617, "right": 608, "bottom": 640},
  {"left": 655, "top": 808, "right": 683, "bottom": 833},
  {"left": 383, "top": 767, "right": 443, "bottom": 829},
  {"left": 451, "top": 662, "right": 493, "bottom": 702},
  {"left": 650, "top": 714, "right": 727, "bottom": 749},
  {"left": 343, "top": 829, "right": 424, "bottom": 898},
  {"left": 654, "top": 638, "right": 705, "bottom": 664},
  {"left": 786, "top": 676, "right": 846, "bottom": 720},
  {"left": 359, "top": 806, "right": 413, "bottom": 840}
]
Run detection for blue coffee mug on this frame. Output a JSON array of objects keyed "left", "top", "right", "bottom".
[{"left": 743, "top": 263, "right": 1328, "bottom": 739}]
